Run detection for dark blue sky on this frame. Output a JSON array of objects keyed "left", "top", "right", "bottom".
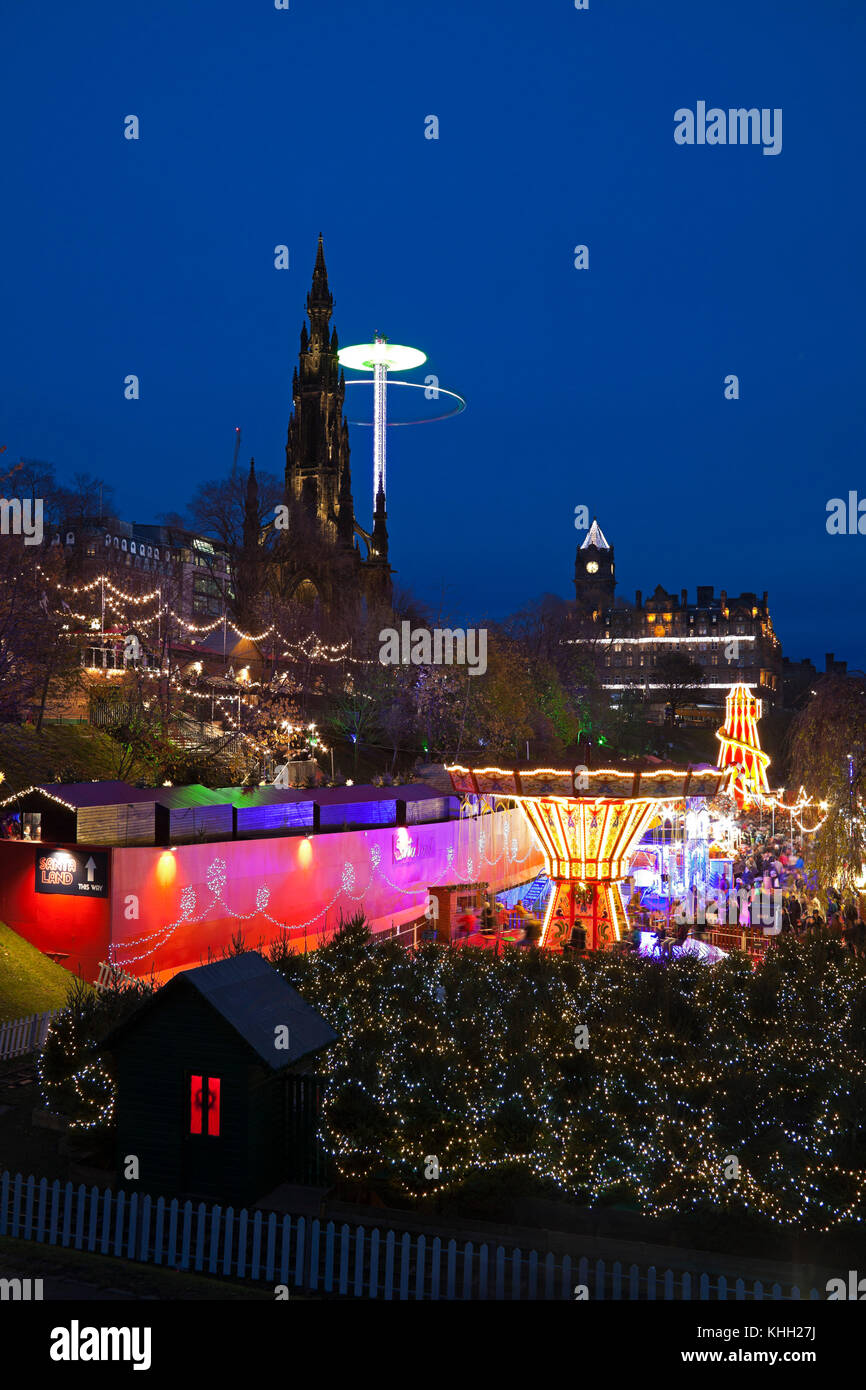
[{"left": 3, "top": 1, "right": 864, "bottom": 665}]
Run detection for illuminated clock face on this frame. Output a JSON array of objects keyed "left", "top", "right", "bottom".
[{"left": 586, "top": 561, "right": 599, "bottom": 574}]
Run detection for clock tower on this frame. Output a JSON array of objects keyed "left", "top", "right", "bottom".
[{"left": 574, "top": 517, "right": 615, "bottom": 616}]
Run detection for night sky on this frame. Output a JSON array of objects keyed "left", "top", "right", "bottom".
[{"left": 2, "top": 1, "right": 864, "bottom": 665}]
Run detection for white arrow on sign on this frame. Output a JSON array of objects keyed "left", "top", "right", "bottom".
[{"left": 85, "top": 857, "right": 96, "bottom": 883}]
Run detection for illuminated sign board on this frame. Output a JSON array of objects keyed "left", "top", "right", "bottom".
[
  {"left": 35, "top": 848, "right": 109, "bottom": 898},
  {"left": 391, "top": 829, "right": 436, "bottom": 865}
]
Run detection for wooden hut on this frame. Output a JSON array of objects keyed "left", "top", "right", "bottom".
[{"left": 104, "top": 953, "right": 337, "bottom": 1204}]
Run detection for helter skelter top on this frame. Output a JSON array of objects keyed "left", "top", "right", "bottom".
[{"left": 446, "top": 763, "right": 725, "bottom": 801}]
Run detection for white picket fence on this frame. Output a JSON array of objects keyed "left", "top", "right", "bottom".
[
  {"left": 0, "top": 1012, "right": 57, "bottom": 1061},
  {"left": 0, "top": 1170, "right": 822, "bottom": 1301},
  {"left": 94, "top": 961, "right": 139, "bottom": 993}
]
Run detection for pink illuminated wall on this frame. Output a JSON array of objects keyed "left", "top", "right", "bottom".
[{"left": 109, "top": 807, "right": 542, "bottom": 979}]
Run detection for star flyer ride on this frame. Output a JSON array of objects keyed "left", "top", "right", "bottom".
[
  {"left": 447, "top": 762, "right": 724, "bottom": 950},
  {"left": 337, "top": 336, "right": 466, "bottom": 512}
]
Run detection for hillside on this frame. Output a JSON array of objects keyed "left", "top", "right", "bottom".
[
  {"left": 0, "top": 921, "right": 86, "bottom": 1021},
  {"left": 0, "top": 721, "right": 142, "bottom": 794}
]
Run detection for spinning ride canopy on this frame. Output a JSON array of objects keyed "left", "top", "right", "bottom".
[
  {"left": 447, "top": 764, "right": 724, "bottom": 948},
  {"left": 520, "top": 796, "right": 658, "bottom": 882}
]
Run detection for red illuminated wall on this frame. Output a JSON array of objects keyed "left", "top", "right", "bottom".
[
  {"left": 0, "top": 810, "right": 544, "bottom": 985},
  {"left": 0, "top": 841, "right": 112, "bottom": 982}
]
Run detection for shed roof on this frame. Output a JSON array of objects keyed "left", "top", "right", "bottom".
[
  {"left": 219, "top": 782, "right": 447, "bottom": 808},
  {"left": 129, "top": 784, "right": 232, "bottom": 810},
  {"left": 35, "top": 781, "right": 155, "bottom": 808},
  {"left": 106, "top": 953, "right": 337, "bottom": 1069}
]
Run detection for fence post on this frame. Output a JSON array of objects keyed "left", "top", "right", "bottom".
[
  {"left": 399, "top": 1232, "right": 411, "bottom": 1300},
  {"left": 113, "top": 1189, "right": 126, "bottom": 1257},
  {"left": 265, "top": 1212, "right": 277, "bottom": 1284},
  {"left": 9, "top": 1172, "right": 22, "bottom": 1238},
  {"left": 179, "top": 1200, "right": 193, "bottom": 1271},
  {"left": 293, "top": 1214, "right": 305, "bottom": 1288},
  {"left": 87, "top": 1185, "right": 100, "bottom": 1253},
  {"left": 478, "top": 1243, "right": 489, "bottom": 1301},
  {"left": 0, "top": 1172, "right": 10, "bottom": 1237},
  {"left": 60, "top": 1179, "right": 72, "bottom": 1247},
  {"left": 544, "top": 1251, "right": 556, "bottom": 1299},
  {"left": 308, "top": 1218, "right": 320, "bottom": 1291},
  {"left": 165, "top": 1198, "right": 179, "bottom": 1267},
  {"left": 278, "top": 1215, "right": 291, "bottom": 1288},
  {"left": 753, "top": 1280, "right": 764, "bottom": 1300},
  {"left": 511, "top": 1248, "right": 522, "bottom": 1301},
  {"left": 699, "top": 1272, "right": 710, "bottom": 1300},
  {"left": 194, "top": 1202, "right": 207, "bottom": 1272},
  {"left": 595, "top": 1258, "right": 606, "bottom": 1300},
  {"left": 236, "top": 1208, "right": 249, "bottom": 1280},
  {"left": 140, "top": 1194, "right": 152, "bottom": 1263},
  {"left": 628, "top": 1263, "right": 639, "bottom": 1299},
  {"left": 221, "top": 1206, "right": 234, "bottom": 1278},
  {"left": 23, "top": 1174, "right": 35, "bottom": 1240},
  {"left": 612, "top": 1260, "right": 622, "bottom": 1300},
  {"left": 251, "top": 1210, "right": 263, "bottom": 1280},
  {"left": 127, "top": 1193, "right": 139, "bottom": 1261},
  {"left": 383, "top": 1229, "right": 396, "bottom": 1300},
  {"left": 338, "top": 1224, "right": 351, "bottom": 1296},
  {"left": 430, "top": 1236, "right": 442, "bottom": 1301},
  {"left": 99, "top": 1187, "right": 112, "bottom": 1255},
  {"left": 526, "top": 1249, "right": 538, "bottom": 1301},
  {"left": 493, "top": 1244, "right": 505, "bottom": 1300},
  {"left": 48, "top": 1179, "right": 61, "bottom": 1246},
  {"left": 561, "top": 1254, "right": 573, "bottom": 1301},
  {"left": 718, "top": 1275, "right": 728, "bottom": 1301},
  {"left": 353, "top": 1225, "right": 365, "bottom": 1299},
  {"left": 368, "top": 1227, "right": 381, "bottom": 1299},
  {"left": 462, "top": 1242, "right": 474, "bottom": 1301},
  {"left": 323, "top": 1221, "right": 335, "bottom": 1292},
  {"left": 153, "top": 1189, "right": 166, "bottom": 1267}
]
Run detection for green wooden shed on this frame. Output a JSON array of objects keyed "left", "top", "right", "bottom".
[{"left": 105, "top": 952, "right": 337, "bottom": 1205}]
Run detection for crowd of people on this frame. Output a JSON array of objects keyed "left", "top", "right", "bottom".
[
  {"left": 428, "top": 828, "right": 866, "bottom": 960},
  {"left": 729, "top": 833, "right": 866, "bottom": 950}
]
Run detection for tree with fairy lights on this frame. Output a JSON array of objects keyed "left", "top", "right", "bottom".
[
  {"left": 789, "top": 674, "right": 866, "bottom": 897},
  {"left": 266, "top": 915, "right": 866, "bottom": 1236},
  {"left": 38, "top": 973, "right": 154, "bottom": 1148}
]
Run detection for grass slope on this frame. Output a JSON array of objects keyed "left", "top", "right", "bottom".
[
  {"left": 0, "top": 921, "right": 86, "bottom": 1021},
  {"left": 0, "top": 720, "right": 138, "bottom": 793}
]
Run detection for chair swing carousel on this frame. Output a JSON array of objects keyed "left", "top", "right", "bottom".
[{"left": 447, "top": 763, "right": 724, "bottom": 950}]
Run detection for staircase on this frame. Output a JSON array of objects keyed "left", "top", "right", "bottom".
[{"left": 521, "top": 873, "right": 551, "bottom": 915}]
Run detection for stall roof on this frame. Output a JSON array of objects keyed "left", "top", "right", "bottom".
[
  {"left": 20, "top": 782, "right": 230, "bottom": 811},
  {"left": 218, "top": 782, "right": 448, "bottom": 808},
  {"left": 125, "top": 785, "right": 232, "bottom": 810},
  {"left": 33, "top": 782, "right": 156, "bottom": 808}
]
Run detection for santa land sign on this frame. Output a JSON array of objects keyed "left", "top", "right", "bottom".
[{"left": 35, "top": 848, "right": 109, "bottom": 898}]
